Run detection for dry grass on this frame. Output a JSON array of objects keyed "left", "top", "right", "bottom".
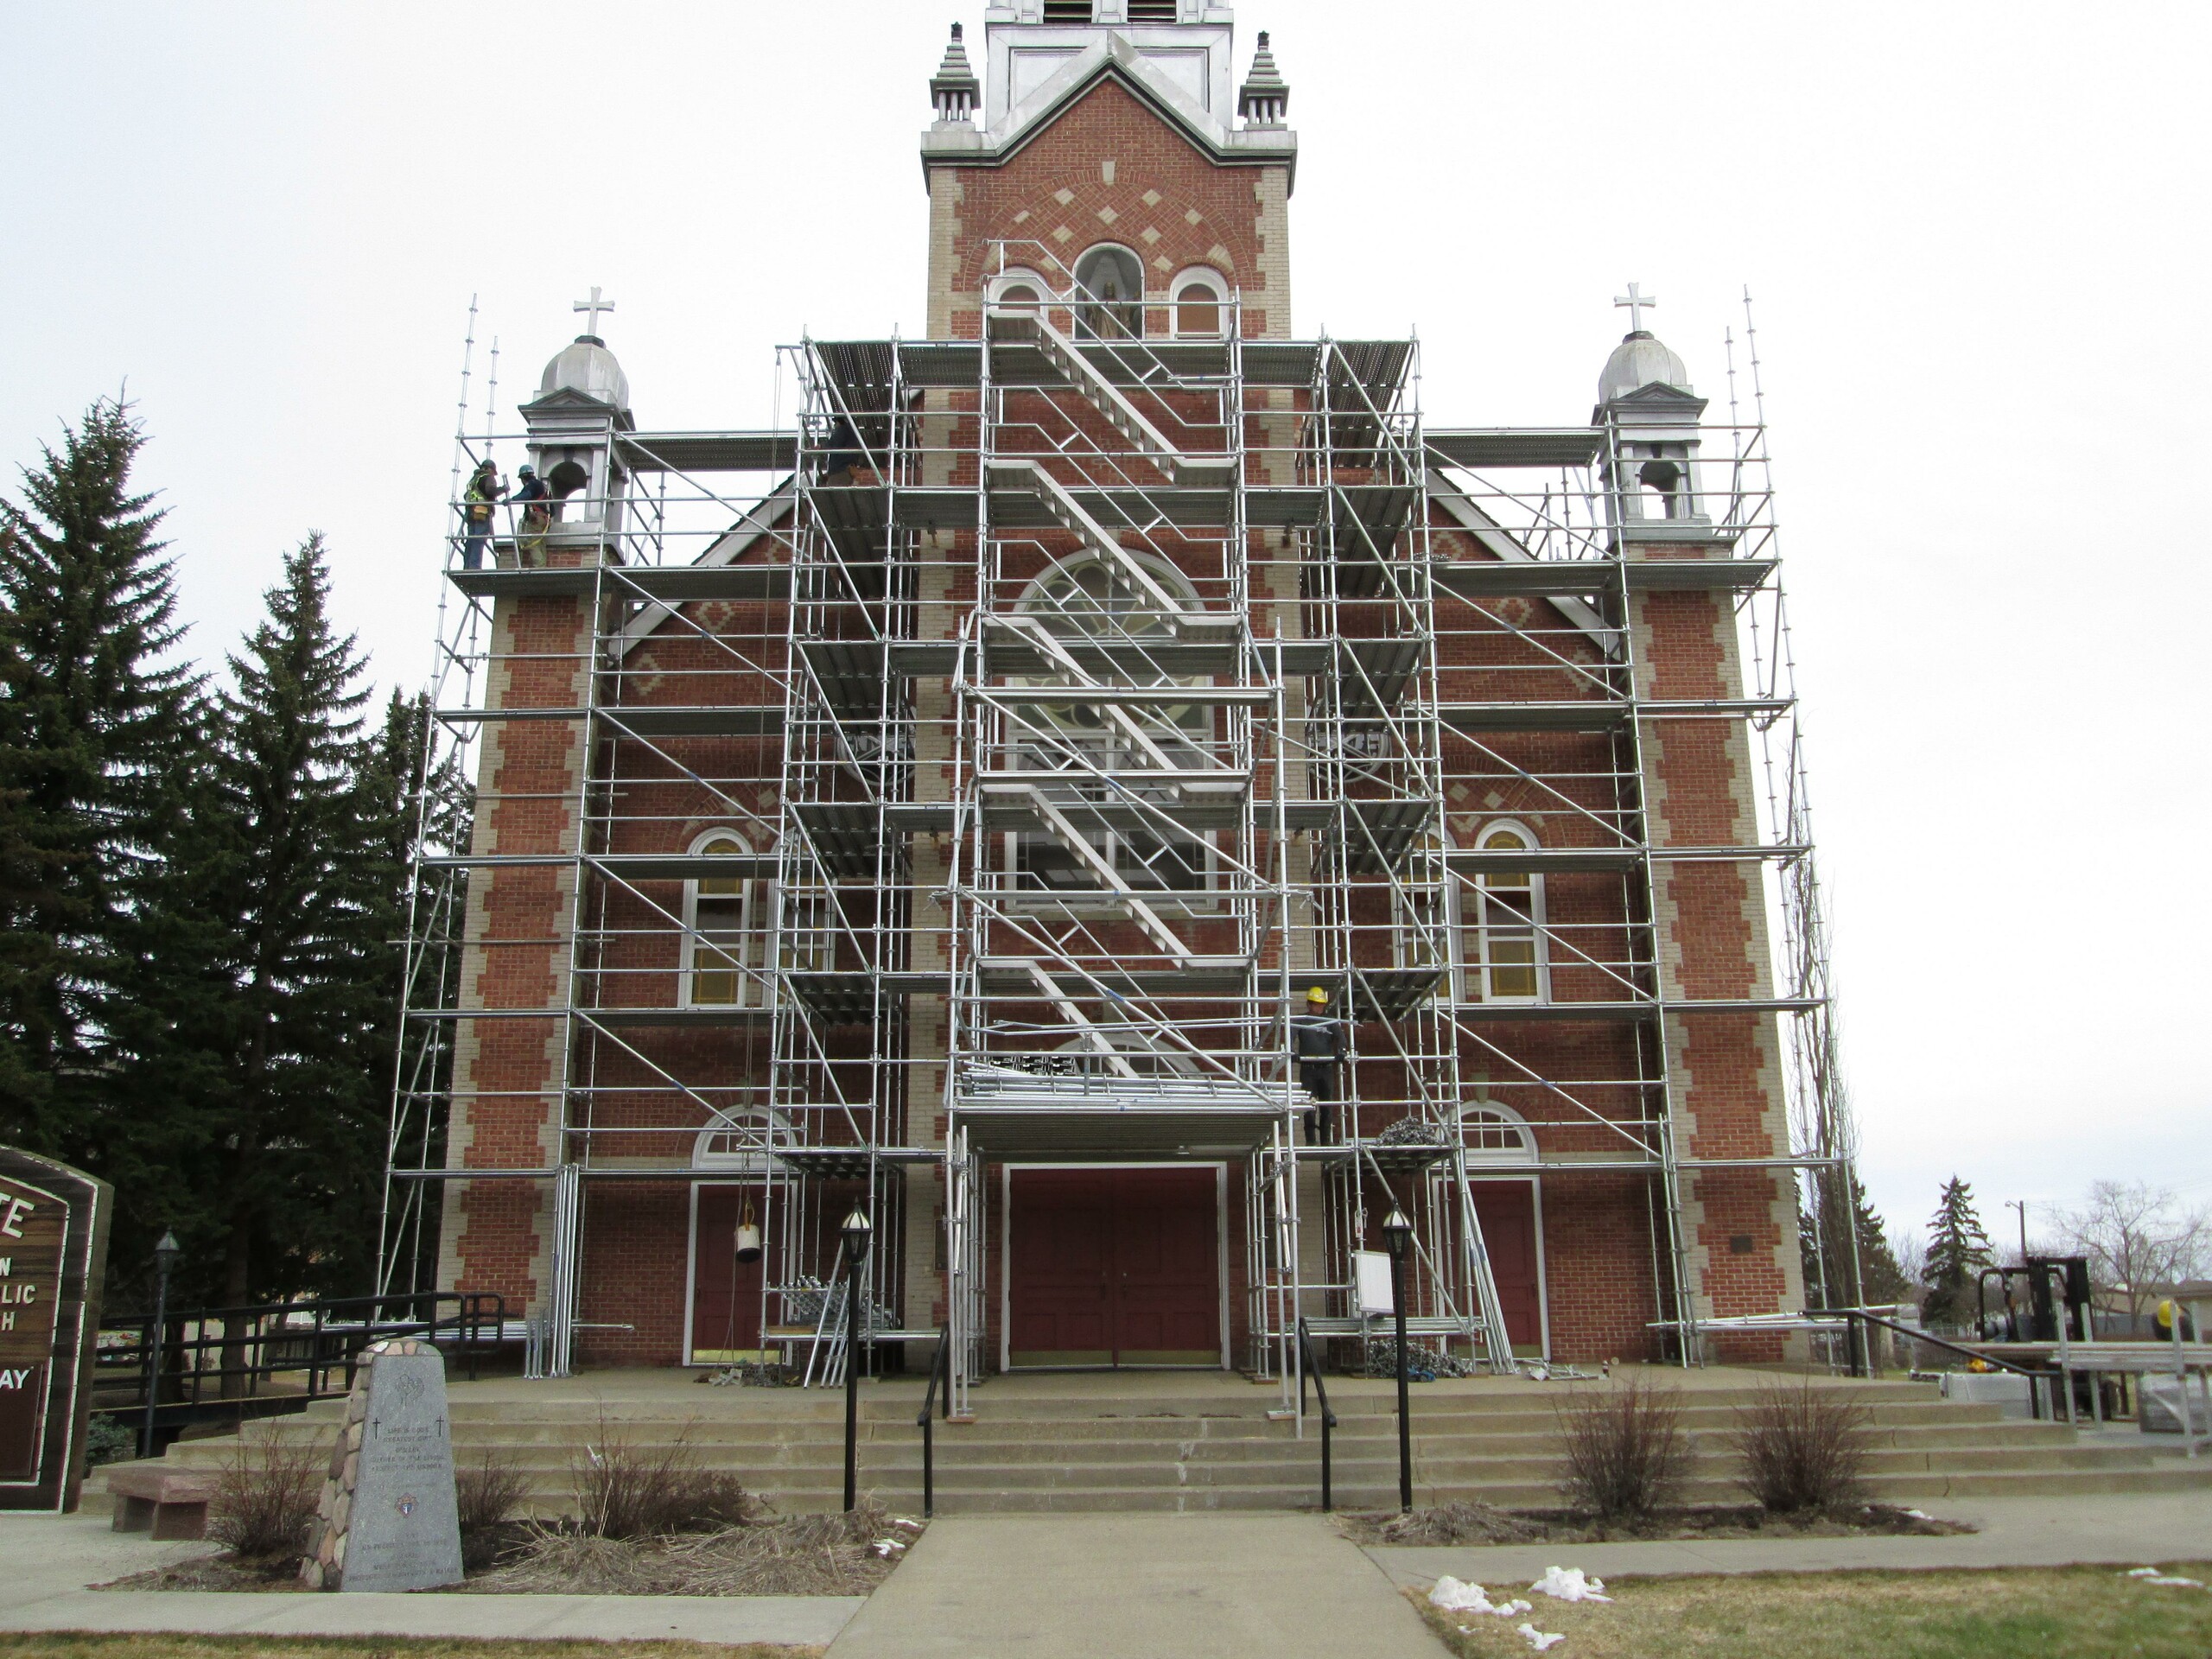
[
  {"left": 1552, "top": 1376, "right": 1688, "bottom": 1521},
  {"left": 572, "top": 1413, "right": 755, "bottom": 1539},
  {"left": 1343, "top": 1501, "right": 1961, "bottom": 1547},
  {"left": 0, "top": 1639, "right": 815, "bottom": 1658},
  {"left": 1735, "top": 1380, "right": 1875, "bottom": 1514},
  {"left": 465, "top": 1503, "right": 915, "bottom": 1599},
  {"left": 1408, "top": 1562, "right": 2212, "bottom": 1658},
  {"left": 1340, "top": 1502, "right": 1549, "bottom": 1546},
  {"left": 455, "top": 1446, "right": 532, "bottom": 1532},
  {"left": 207, "top": 1434, "right": 327, "bottom": 1563}
]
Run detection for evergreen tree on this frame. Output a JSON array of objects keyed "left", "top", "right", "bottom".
[
  {"left": 1801, "top": 1171, "right": 1910, "bottom": 1307},
  {"left": 1922, "top": 1176, "right": 1994, "bottom": 1327},
  {"left": 143, "top": 536, "right": 387, "bottom": 1312},
  {"left": 0, "top": 400, "right": 199, "bottom": 1159}
]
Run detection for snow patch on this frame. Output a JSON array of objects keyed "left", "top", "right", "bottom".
[{"left": 1529, "top": 1565, "right": 1611, "bottom": 1603}]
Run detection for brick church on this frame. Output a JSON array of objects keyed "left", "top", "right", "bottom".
[{"left": 400, "top": 1, "right": 1834, "bottom": 1393}]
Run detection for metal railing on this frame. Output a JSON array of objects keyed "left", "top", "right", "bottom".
[
  {"left": 1296, "top": 1319, "right": 1338, "bottom": 1512},
  {"left": 99, "top": 1290, "right": 508, "bottom": 1441},
  {"left": 917, "top": 1323, "right": 953, "bottom": 1518}
]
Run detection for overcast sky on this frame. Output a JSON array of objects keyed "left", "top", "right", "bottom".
[{"left": 6, "top": 2, "right": 2207, "bottom": 1245}]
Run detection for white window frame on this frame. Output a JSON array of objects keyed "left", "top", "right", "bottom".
[
  {"left": 1465, "top": 819, "right": 1550, "bottom": 1006},
  {"left": 1166, "top": 266, "right": 1229, "bottom": 338},
  {"left": 679, "top": 829, "right": 767, "bottom": 1008},
  {"left": 987, "top": 267, "right": 1053, "bottom": 309}
]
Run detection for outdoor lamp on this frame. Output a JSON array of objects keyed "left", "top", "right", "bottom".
[
  {"left": 841, "top": 1206, "right": 873, "bottom": 1262},
  {"left": 841, "top": 1205, "right": 873, "bottom": 1511},
  {"left": 140, "top": 1231, "right": 184, "bottom": 1461},
  {"left": 1381, "top": 1207, "right": 1412, "bottom": 1262},
  {"left": 1379, "top": 1207, "right": 1414, "bottom": 1513}
]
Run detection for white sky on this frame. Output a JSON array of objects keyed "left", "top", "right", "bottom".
[{"left": 6, "top": 2, "right": 2208, "bottom": 1244}]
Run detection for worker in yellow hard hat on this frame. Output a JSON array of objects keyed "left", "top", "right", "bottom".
[
  {"left": 1291, "top": 985, "right": 1344, "bottom": 1141},
  {"left": 2157, "top": 1299, "right": 2198, "bottom": 1341}
]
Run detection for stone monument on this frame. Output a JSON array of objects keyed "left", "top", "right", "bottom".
[
  {"left": 0, "top": 1147, "right": 111, "bottom": 1514},
  {"left": 301, "top": 1337, "right": 464, "bottom": 1592}
]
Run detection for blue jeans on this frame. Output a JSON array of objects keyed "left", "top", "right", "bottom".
[{"left": 461, "top": 515, "right": 491, "bottom": 570}]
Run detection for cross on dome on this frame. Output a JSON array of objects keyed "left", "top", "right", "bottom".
[
  {"left": 1613, "top": 283, "right": 1657, "bottom": 333},
  {"left": 573, "top": 286, "right": 616, "bottom": 340}
]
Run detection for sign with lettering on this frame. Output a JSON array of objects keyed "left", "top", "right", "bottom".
[
  {"left": 302, "top": 1338, "right": 463, "bottom": 1592},
  {"left": 0, "top": 1149, "right": 110, "bottom": 1513}
]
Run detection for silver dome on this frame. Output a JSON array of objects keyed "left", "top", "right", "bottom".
[
  {"left": 1598, "top": 331, "right": 1692, "bottom": 404},
  {"left": 539, "top": 335, "right": 631, "bottom": 410}
]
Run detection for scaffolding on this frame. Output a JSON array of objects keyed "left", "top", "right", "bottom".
[{"left": 380, "top": 273, "right": 1857, "bottom": 1389}]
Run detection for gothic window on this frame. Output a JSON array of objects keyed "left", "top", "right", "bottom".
[
  {"left": 1171, "top": 269, "right": 1226, "bottom": 338},
  {"left": 1466, "top": 821, "right": 1548, "bottom": 1004},
  {"left": 1072, "top": 245, "right": 1146, "bottom": 340},
  {"left": 682, "top": 830, "right": 766, "bottom": 1007}
]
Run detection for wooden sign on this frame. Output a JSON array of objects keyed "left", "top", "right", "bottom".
[{"left": 0, "top": 1149, "right": 111, "bottom": 1512}]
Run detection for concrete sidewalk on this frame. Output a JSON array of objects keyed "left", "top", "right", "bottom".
[
  {"left": 824, "top": 1513, "right": 1444, "bottom": 1658},
  {"left": 0, "top": 1511, "right": 861, "bottom": 1647},
  {"left": 1365, "top": 1491, "right": 2212, "bottom": 1592}
]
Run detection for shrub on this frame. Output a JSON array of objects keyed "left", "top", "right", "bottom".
[
  {"left": 572, "top": 1413, "right": 754, "bottom": 1539},
  {"left": 456, "top": 1446, "right": 532, "bottom": 1532},
  {"left": 209, "top": 1433, "right": 326, "bottom": 1561},
  {"left": 1553, "top": 1376, "right": 1688, "bottom": 1520},
  {"left": 82, "top": 1414, "right": 137, "bottom": 1469},
  {"left": 1736, "top": 1379, "right": 1873, "bottom": 1513}
]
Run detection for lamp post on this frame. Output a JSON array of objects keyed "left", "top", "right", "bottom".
[
  {"left": 1382, "top": 1206, "right": 1414, "bottom": 1514},
  {"left": 139, "top": 1232, "right": 181, "bottom": 1460},
  {"left": 840, "top": 1206, "right": 873, "bottom": 1512}
]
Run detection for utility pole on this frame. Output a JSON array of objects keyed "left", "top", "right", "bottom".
[{"left": 2005, "top": 1199, "right": 2029, "bottom": 1265}]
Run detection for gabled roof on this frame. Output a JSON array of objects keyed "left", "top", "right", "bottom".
[
  {"left": 921, "top": 32, "right": 1296, "bottom": 187},
  {"left": 1427, "top": 469, "right": 1620, "bottom": 659},
  {"left": 613, "top": 480, "right": 795, "bottom": 662}
]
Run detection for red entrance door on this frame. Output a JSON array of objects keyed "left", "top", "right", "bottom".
[
  {"left": 1007, "top": 1168, "right": 1219, "bottom": 1367},
  {"left": 690, "top": 1185, "right": 767, "bottom": 1363},
  {"left": 1469, "top": 1181, "right": 1543, "bottom": 1351}
]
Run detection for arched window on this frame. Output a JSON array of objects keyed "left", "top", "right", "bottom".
[
  {"left": 1466, "top": 821, "right": 1548, "bottom": 1004},
  {"left": 988, "top": 269, "right": 1048, "bottom": 312},
  {"left": 1457, "top": 1101, "right": 1538, "bottom": 1165},
  {"left": 1072, "top": 245, "right": 1145, "bottom": 340},
  {"left": 1008, "top": 551, "right": 1215, "bottom": 893},
  {"left": 682, "top": 830, "right": 766, "bottom": 1007},
  {"left": 1170, "top": 269, "right": 1226, "bottom": 338}
]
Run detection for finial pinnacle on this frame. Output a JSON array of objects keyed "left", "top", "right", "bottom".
[
  {"left": 932, "top": 20, "right": 981, "bottom": 123},
  {"left": 1238, "top": 30, "right": 1288, "bottom": 128}
]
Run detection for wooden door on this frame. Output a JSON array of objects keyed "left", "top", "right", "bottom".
[
  {"left": 690, "top": 1184, "right": 767, "bottom": 1364},
  {"left": 1007, "top": 1168, "right": 1219, "bottom": 1366},
  {"left": 1469, "top": 1181, "right": 1543, "bottom": 1351}
]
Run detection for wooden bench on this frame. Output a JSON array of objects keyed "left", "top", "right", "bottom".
[{"left": 107, "top": 1465, "right": 219, "bottom": 1541}]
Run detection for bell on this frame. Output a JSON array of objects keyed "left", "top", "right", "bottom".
[{"left": 734, "top": 1204, "right": 763, "bottom": 1265}]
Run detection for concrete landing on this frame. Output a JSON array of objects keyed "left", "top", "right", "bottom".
[{"left": 824, "top": 1512, "right": 1443, "bottom": 1658}]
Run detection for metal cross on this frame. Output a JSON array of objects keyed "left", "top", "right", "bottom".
[
  {"left": 573, "top": 286, "right": 616, "bottom": 337},
  {"left": 1613, "top": 283, "right": 1657, "bottom": 331}
]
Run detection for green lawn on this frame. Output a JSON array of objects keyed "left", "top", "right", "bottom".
[
  {"left": 0, "top": 1638, "right": 811, "bottom": 1659},
  {"left": 1408, "top": 1562, "right": 2212, "bottom": 1659}
]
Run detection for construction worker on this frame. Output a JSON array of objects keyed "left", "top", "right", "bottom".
[
  {"left": 1291, "top": 985, "right": 1344, "bottom": 1141},
  {"left": 460, "top": 460, "right": 504, "bottom": 570},
  {"left": 513, "top": 465, "right": 551, "bottom": 566}
]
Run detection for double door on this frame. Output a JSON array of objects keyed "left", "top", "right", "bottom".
[{"left": 1007, "top": 1167, "right": 1222, "bottom": 1367}]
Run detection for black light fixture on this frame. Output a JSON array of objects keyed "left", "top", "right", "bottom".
[
  {"left": 1380, "top": 1206, "right": 1414, "bottom": 1514},
  {"left": 140, "top": 1231, "right": 183, "bottom": 1460},
  {"left": 841, "top": 1206, "right": 873, "bottom": 1512}
]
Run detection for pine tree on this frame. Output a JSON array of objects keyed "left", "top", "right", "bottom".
[
  {"left": 1922, "top": 1176, "right": 1995, "bottom": 1327},
  {"left": 144, "top": 536, "right": 387, "bottom": 1314},
  {"left": 1800, "top": 1170, "right": 1910, "bottom": 1308},
  {"left": 0, "top": 399, "right": 199, "bottom": 1158}
]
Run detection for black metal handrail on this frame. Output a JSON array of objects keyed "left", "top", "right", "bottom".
[
  {"left": 1829, "top": 1307, "right": 2044, "bottom": 1380},
  {"left": 99, "top": 1289, "right": 507, "bottom": 1438},
  {"left": 1296, "top": 1318, "right": 1338, "bottom": 1513},
  {"left": 917, "top": 1323, "right": 952, "bottom": 1518}
]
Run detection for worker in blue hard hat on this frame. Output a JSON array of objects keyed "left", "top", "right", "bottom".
[{"left": 513, "top": 464, "right": 551, "bottom": 566}]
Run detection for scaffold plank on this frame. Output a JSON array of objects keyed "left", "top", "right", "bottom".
[
  {"left": 617, "top": 431, "right": 797, "bottom": 474},
  {"left": 1427, "top": 429, "right": 1603, "bottom": 468},
  {"left": 1623, "top": 557, "right": 1777, "bottom": 592}
]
